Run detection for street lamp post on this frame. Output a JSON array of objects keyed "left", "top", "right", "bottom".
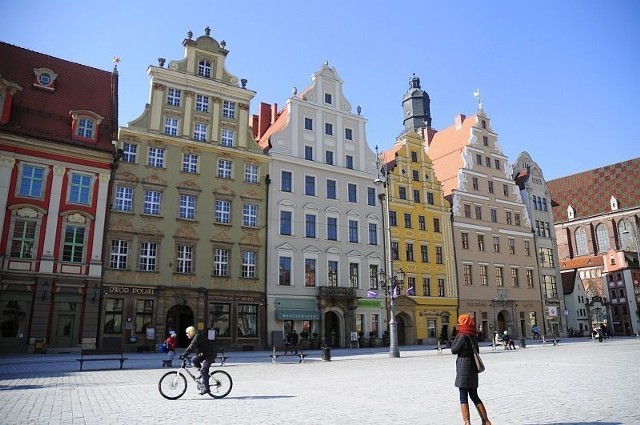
[{"left": 374, "top": 145, "right": 404, "bottom": 358}]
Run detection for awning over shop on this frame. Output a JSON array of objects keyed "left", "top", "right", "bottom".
[
  {"left": 274, "top": 298, "right": 319, "bottom": 320},
  {"left": 275, "top": 309, "right": 320, "bottom": 320}
]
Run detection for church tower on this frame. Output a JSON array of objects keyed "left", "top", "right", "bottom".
[{"left": 402, "top": 73, "right": 432, "bottom": 131}]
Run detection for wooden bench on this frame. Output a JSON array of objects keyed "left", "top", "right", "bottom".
[
  {"left": 76, "top": 350, "right": 128, "bottom": 371},
  {"left": 270, "top": 346, "right": 306, "bottom": 364}
]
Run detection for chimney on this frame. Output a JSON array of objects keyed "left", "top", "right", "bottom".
[
  {"left": 251, "top": 114, "right": 259, "bottom": 139},
  {"left": 257, "top": 102, "right": 272, "bottom": 139},
  {"left": 271, "top": 103, "right": 278, "bottom": 125},
  {"left": 455, "top": 114, "right": 466, "bottom": 130}
]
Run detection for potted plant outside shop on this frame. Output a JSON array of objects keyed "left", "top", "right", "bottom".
[
  {"left": 358, "top": 332, "right": 366, "bottom": 348},
  {"left": 369, "top": 331, "right": 377, "bottom": 347}
]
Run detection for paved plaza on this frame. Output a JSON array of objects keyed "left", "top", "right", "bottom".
[{"left": 0, "top": 337, "right": 639, "bottom": 425}]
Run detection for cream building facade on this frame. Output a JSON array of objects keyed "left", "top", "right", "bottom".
[
  {"left": 255, "top": 63, "right": 383, "bottom": 348},
  {"left": 103, "top": 28, "right": 269, "bottom": 351}
]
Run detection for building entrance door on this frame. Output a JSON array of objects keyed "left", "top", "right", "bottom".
[
  {"left": 324, "top": 311, "right": 340, "bottom": 347},
  {"left": 54, "top": 314, "right": 75, "bottom": 347},
  {"left": 166, "top": 305, "right": 194, "bottom": 348}
]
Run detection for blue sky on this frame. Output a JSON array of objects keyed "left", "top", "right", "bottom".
[{"left": 3, "top": 0, "right": 639, "bottom": 180}]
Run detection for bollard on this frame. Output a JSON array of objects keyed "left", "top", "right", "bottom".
[{"left": 321, "top": 346, "right": 331, "bottom": 362}]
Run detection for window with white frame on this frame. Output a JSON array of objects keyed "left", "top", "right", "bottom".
[
  {"left": 139, "top": 242, "right": 157, "bottom": 271},
  {"left": 280, "top": 210, "right": 292, "bottom": 235},
  {"left": 327, "top": 260, "right": 339, "bottom": 286},
  {"left": 10, "top": 219, "right": 37, "bottom": 259},
  {"left": 176, "top": 245, "right": 193, "bottom": 274},
  {"left": 221, "top": 128, "right": 234, "bottom": 147},
  {"left": 345, "top": 155, "right": 354, "bottom": 169},
  {"left": 326, "top": 179, "right": 337, "bottom": 199},
  {"left": 76, "top": 118, "right": 95, "bottom": 139},
  {"left": 62, "top": 225, "right": 85, "bottom": 263},
  {"left": 345, "top": 128, "right": 353, "bottom": 140},
  {"left": 370, "top": 265, "right": 380, "bottom": 289},
  {"left": 217, "top": 159, "right": 233, "bottom": 179},
  {"left": 195, "top": 94, "right": 209, "bottom": 112},
  {"left": 122, "top": 142, "right": 137, "bottom": 163},
  {"left": 182, "top": 153, "right": 199, "bottom": 174},
  {"left": 193, "top": 122, "right": 207, "bottom": 141},
  {"left": 222, "top": 101, "right": 236, "bottom": 118},
  {"left": 179, "top": 195, "right": 196, "bottom": 220},
  {"left": 245, "top": 164, "right": 259, "bottom": 183},
  {"left": 167, "top": 88, "right": 181, "bottom": 106},
  {"left": 164, "top": 117, "right": 179, "bottom": 136},
  {"left": 69, "top": 173, "right": 92, "bottom": 205},
  {"left": 325, "top": 151, "right": 334, "bottom": 165},
  {"left": 213, "top": 248, "right": 229, "bottom": 276},
  {"left": 110, "top": 239, "right": 128, "bottom": 269},
  {"left": 243, "top": 203, "right": 258, "bottom": 227},
  {"left": 348, "top": 183, "right": 357, "bottom": 202},
  {"left": 349, "top": 263, "right": 359, "bottom": 288},
  {"left": 279, "top": 256, "right": 292, "bottom": 286},
  {"left": 143, "top": 190, "right": 162, "bottom": 215},
  {"left": 148, "top": 147, "right": 165, "bottom": 168},
  {"left": 305, "top": 258, "right": 316, "bottom": 286},
  {"left": 368, "top": 223, "right": 377, "bottom": 245},
  {"left": 526, "top": 269, "right": 534, "bottom": 288},
  {"left": 304, "top": 117, "right": 313, "bottom": 130},
  {"left": 281, "top": 171, "right": 292, "bottom": 192},
  {"left": 215, "top": 199, "right": 231, "bottom": 224},
  {"left": 198, "top": 60, "right": 212, "bottom": 78},
  {"left": 496, "top": 266, "right": 504, "bottom": 286},
  {"left": 348, "top": 220, "right": 359, "bottom": 243},
  {"left": 327, "top": 217, "right": 338, "bottom": 241},
  {"left": 114, "top": 186, "right": 133, "bottom": 212},
  {"left": 305, "top": 214, "right": 316, "bottom": 238},
  {"left": 480, "top": 265, "right": 488, "bottom": 285},
  {"left": 305, "top": 175, "right": 316, "bottom": 196},
  {"left": 241, "top": 251, "right": 256, "bottom": 278},
  {"left": 325, "top": 122, "right": 333, "bottom": 136},
  {"left": 19, "top": 165, "right": 45, "bottom": 198}
]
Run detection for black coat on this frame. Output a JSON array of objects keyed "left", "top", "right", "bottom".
[
  {"left": 183, "top": 331, "right": 216, "bottom": 360},
  {"left": 451, "top": 333, "right": 479, "bottom": 389}
]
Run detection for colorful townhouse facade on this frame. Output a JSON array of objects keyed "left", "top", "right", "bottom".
[
  {"left": 0, "top": 42, "right": 118, "bottom": 352},
  {"left": 380, "top": 75, "right": 458, "bottom": 345},
  {"left": 255, "top": 62, "right": 384, "bottom": 348},
  {"left": 426, "top": 94, "right": 542, "bottom": 342},
  {"left": 514, "top": 151, "right": 567, "bottom": 338},
  {"left": 102, "top": 28, "right": 269, "bottom": 351}
]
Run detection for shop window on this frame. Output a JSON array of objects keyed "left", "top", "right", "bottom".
[{"left": 103, "top": 298, "right": 124, "bottom": 333}]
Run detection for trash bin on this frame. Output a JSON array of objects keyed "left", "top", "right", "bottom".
[
  {"left": 34, "top": 339, "right": 45, "bottom": 354},
  {"left": 321, "top": 346, "right": 331, "bottom": 362}
]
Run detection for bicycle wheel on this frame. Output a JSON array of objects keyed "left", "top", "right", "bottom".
[
  {"left": 207, "top": 369, "right": 233, "bottom": 399},
  {"left": 158, "top": 370, "right": 188, "bottom": 400}
]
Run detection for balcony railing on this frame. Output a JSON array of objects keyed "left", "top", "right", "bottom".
[{"left": 319, "top": 286, "right": 357, "bottom": 299}]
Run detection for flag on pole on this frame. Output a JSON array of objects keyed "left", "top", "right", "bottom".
[
  {"left": 367, "top": 290, "right": 379, "bottom": 299},
  {"left": 392, "top": 286, "right": 399, "bottom": 299}
]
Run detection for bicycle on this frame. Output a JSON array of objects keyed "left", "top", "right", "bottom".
[{"left": 158, "top": 355, "right": 233, "bottom": 400}]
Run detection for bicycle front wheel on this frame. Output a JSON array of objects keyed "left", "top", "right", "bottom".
[
  {"left": 158, "top": 371, "right": 188, "bottom": 400},
  {"left": 208, "top": 369, "right": 233, "bottom": 399}
]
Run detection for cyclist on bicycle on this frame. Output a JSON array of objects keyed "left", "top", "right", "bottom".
[{"left": 181, "top": 326, "right": 216, "bottom": 395}]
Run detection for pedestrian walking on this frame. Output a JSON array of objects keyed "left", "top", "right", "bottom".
[{"left": 451, "top": 313, "right": 492, "bottom": 425}]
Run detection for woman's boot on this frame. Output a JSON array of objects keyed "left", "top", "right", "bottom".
[
  {"left": 476, "top": 403, "right": 492, "bottom": 425},
  {"left": 460, "top": 403, "right": 471, "bottom": 425}
]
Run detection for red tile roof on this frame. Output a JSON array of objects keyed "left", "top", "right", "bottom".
[
  {"left": 0, "top": 42, "right": 116, "bottom": 152},
  {"left": 426, "top": 114, "right": 476, "bottom": 196},
  {"left": 547, "top": 157, "right": 640, "bottom": 222}
]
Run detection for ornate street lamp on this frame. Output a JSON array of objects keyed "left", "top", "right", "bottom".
[{"left": 374, "top": 145, "right": 404, "bottom": 358}]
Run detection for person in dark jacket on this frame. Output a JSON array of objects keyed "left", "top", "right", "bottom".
[
  {"left": 181, "top": 326, "right": 216, "bottom": 395},
  {"left": 451, "top": 314, "right": 492, "bottom": 425}
]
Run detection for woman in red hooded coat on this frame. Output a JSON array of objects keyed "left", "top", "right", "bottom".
[{"left": 451, "top": 313, "right": 492, "bottom": 425}]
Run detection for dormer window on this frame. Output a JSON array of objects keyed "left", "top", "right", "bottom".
[
  {"left": 198, "top": 59, "right": 212, "bottom": 78},
  {"left": 567, "top": 205, "right": 576, "bottom": 220},
  {"left": 610, "top": 196, "right": 619, "bottom": 211},
  {"left": 0, "top": 76, "right": 23, "bottom": 125},
  {"left": 70, "top": 110, "right": 104, "bottom": 143},
  {"left": 33, "top": 67, "right": 58, "bottom": 91}
]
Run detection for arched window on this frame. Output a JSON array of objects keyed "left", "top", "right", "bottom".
[
  {"left": 618, "top": 219, "right": 634, "bottom": 250},
  {"left": 595, "top": 224, "right": 609, "bottom": 253},
  {"left": 198, "top": 59, "right": 212, "bottom": 78},
  {"left": 575, "top": 227, "right": 588, "bottom": 256}
]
